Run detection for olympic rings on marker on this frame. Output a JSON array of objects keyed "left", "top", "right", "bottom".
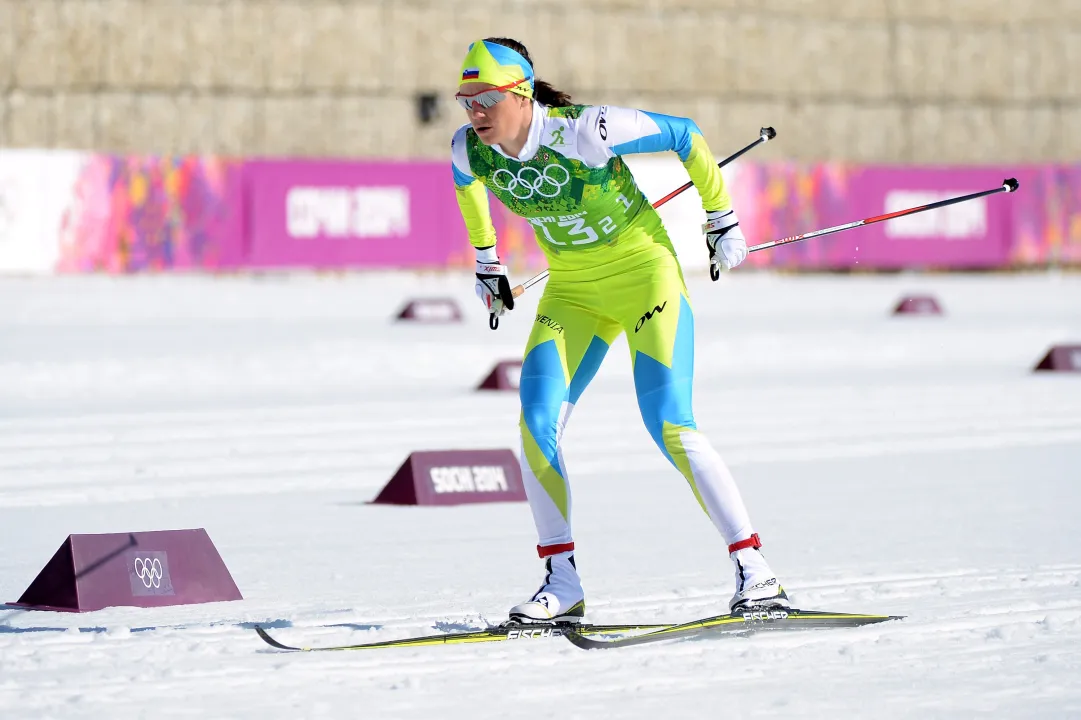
[{"left": 133, "top": 557, "right": 164, "bottom": 589}]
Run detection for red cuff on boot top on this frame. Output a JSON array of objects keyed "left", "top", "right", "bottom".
[
  {"left": 537, "top": 542, "right": 574, "bottom": 558},
  {"left": 727, "top": 534, "right": 762, "bottom": 554}
]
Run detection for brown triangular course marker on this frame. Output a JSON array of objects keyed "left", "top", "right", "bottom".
[
  {"left": 11, "top": 529, "right": 242, "bottom": 612},
  {"left": 477, "top": 360, "right": 523, "bottom": 390},
  {"left": 370, "top": 450, "right": 526, "bottom": 506},
  {"left": 395, "top": 298, "right": 463, "bottom": 323},
  {"left": 893, "top": 295, "right": 943, "bottom": 315},
  {"left": 369, "top": 456, "right": 419, "bottom": 505},
  {"left": 1034, "top": 345, "right": 1081, "bottom": 373},
  {"left": 16, "top": 537, "right": 79, "bottom": 611}
]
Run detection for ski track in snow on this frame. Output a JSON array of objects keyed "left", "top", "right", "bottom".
[{"left": 1, "top": 272, "right": 1080, "bottom": 719}]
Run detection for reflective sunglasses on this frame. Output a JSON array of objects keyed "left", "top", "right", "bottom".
[{"left": 455, "top": 78, "right": 530, "bottom": 111}]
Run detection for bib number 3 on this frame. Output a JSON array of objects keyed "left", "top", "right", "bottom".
[
  {"left": 537, "top": 216, "right": 602, "bottom": 247},
  {"left": 560, "top": 217, "right": 598, "bottom": 245},
  {"left": 533, "top": 194, "right": 632, "bottom": 248}
]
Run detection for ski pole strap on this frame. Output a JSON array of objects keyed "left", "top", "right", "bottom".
[
  {"left": 537, "top": 542, "right": 574, "bottom": 558},
  {"left": 727, "top": 533, "right": 762, "bottom": 554}
]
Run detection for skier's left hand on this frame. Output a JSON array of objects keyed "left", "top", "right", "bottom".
[
  {"left": 476, "top": 259, "right": 515, "bottom": 330},
  {"left": 704, "top": 208, "right": 747, "bottom": 280}
]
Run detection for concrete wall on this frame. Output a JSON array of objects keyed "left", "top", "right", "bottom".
[{"left": 1, "top": 0, "right": 1078, "bottom": 162}]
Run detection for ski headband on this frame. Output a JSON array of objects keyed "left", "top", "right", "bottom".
[{"left": 458, "top": 40, "right": 534, "bottom": 99}]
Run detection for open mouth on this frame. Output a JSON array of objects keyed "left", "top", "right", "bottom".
[{"left": 474, "top": 124, "right": 493, "bottom": 134}]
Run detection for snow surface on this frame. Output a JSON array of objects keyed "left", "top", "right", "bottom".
[{"left": 1, "top": 270, "right": 1080, "bottom": 719}]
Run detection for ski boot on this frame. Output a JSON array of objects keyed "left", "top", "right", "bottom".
[
  {"left": 728, "top": 534, "right": 791, "bottom": 612},
  {"left": 508, "top": 550, "right": 586, "bottom": 624}
]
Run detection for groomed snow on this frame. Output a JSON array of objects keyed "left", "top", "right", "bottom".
[{"left": 2, "top": 270, "right": 1080, "bottom": 719}]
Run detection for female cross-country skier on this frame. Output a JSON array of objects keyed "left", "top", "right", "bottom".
[{"left": 451, "top": 37, "right": 789, "bottom": 623}]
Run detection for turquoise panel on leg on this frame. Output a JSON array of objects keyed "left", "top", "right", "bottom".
[
  {"left": 520, "top": 339, "right": 568, "bottom": 479},
  {"left": 568, "top": 335, "right": 611, "bottom": 406},
  {"left": 632, "top": 295, "right": 697, "bottom": 464}
]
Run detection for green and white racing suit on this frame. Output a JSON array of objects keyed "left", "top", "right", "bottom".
[{"left": 451, "top": 102, "right": 762, "bottom": 566}]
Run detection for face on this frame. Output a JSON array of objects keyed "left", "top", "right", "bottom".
[{"left": 457, "top": 82, "right": 532, "bottom": 146}]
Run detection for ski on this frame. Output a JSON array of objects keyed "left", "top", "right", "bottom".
[
  {"left": 254, "top": 619, "right": 666, "bottom": 652},
  {"left": 564, "top": 608, "right": 903, "bottom": 650}
]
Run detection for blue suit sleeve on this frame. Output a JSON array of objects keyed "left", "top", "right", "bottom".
[{"left": 577, "top": 106, "right": 731, "bottom": 211}]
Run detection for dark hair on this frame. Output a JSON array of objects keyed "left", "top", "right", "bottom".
[{"left": 484, "top": 37, "right": 574, "bottom": 108}]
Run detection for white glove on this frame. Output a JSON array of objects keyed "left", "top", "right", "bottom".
[
  {"left": 475, "top": 253, "right": 515, "bottom": 329},
  {"left": 703, "top": 209, "right": 748, "bottom": 280}
]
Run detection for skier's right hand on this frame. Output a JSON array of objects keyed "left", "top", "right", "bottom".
[
  {"left": 704, "top": 208, "right": 747, "bottom": 281},
  {"left": 476, "top": 254, "right": 515, "bottom": 330}
]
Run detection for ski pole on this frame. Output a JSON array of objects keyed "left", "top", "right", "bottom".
[
  {"left": 489, "top": 126, "right": 777, "bottom": 329},
  {"left": 746, "top": 178, "right": 1020, "bottom": 255}
]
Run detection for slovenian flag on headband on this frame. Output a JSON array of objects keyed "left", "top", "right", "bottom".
[{"left": 462, "top": 67, "right": 480, "bottom": 80}]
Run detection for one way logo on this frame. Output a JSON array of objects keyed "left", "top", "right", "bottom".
[{"left": 634, "top": 301, "right": 667, "bottom": 333}]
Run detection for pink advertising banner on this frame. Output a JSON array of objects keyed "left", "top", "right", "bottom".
[
  {"left": 1008, "top": 164, "right": 1081, "bottom": 267},
  {"left": 14, "top": 151, "right": 1080, "bottom": 274},
  {"left": 56, "top": 156, "right": 244, "bottom": 273},
  {"left": 735, "top": 165, "right": 1016, "bottom": 270},
  {"left": 242, "top": 160, "right": 468, "bottom": 269}
]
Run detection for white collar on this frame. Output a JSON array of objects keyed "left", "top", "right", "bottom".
[{"left": 495, "top": 101, "right": 547, "bottom": 162}]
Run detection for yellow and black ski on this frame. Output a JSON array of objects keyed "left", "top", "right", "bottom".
[
  {"left": 255, "top": 609, "right": 902, "bottom": 652},
  {"left": 253, "top": 620, "right": 666, "bottom": 652},
  {"left": 564, "top": 608, "right": 903, "bottom": 650}
]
